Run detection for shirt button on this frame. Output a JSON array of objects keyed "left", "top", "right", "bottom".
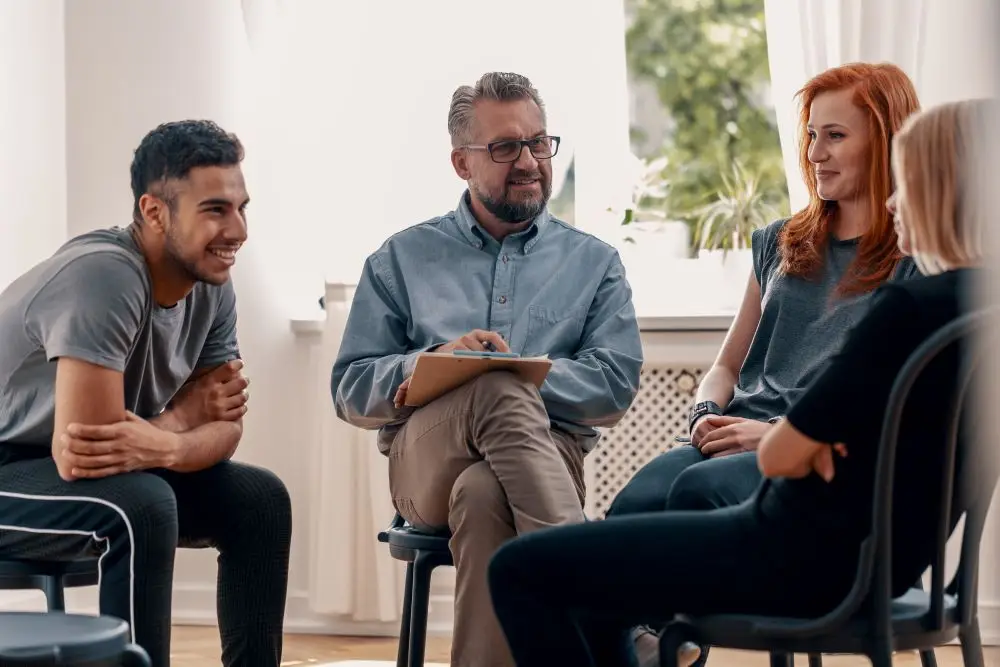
[
  {"left": 501, "top": 254, "right": 509, "bottom": 263},
  {"left": 498, "top": 295, "right": 507, "bottom": 304}
]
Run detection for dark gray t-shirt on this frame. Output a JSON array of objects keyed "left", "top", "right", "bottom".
[
  {"left": 0, "top": 227, "right": 240, "bottom": 451},
  {"left": 725, "top": 218, "right": 919, "bottom": 421}
]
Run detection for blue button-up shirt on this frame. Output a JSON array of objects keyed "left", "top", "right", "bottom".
[{"left": 331, "top": 193, "right": 644, "bottom": 453}]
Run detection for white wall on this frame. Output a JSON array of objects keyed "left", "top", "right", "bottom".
[{"left": 0, "top": 0, "right": 66, "bottom": 289}]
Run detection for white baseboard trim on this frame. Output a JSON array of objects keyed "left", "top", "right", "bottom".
[
  {"left": 979, "top": 599, "right": 999, "bottom": 644},
  {"left": 166, "top": 585, "right": 456, "bottom": 637},
  {"left": 0, "top": 584, "right": 456, "bottom": 638}
]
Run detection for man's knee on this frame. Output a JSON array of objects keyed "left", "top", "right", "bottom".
[
  {"left": 108, "top": 473, "right": 179, "bottom": 552},
  {"left": 469, "top": 370, "right": 543, "bottom": 412},
  {"left": 220, "top": 462, "right": 292, "bottom": 532},
  {"left": 449, "top": 462, "right": 514, "bottom": 537}
]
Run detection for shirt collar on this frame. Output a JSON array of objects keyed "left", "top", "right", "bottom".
[{"left": 454, "top": 190, "right": 549, "bottom": 254}]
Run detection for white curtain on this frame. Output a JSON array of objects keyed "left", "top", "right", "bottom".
[
  {"left": 763, "top": 0, "right": 927, "bottom": 212},
  {"left": 308, "top": 283, "right": 403, "bottom": 621}
]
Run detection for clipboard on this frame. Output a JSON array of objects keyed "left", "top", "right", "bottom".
[{"left": 403, "top": 351, "right": 552, "bottom": 407}]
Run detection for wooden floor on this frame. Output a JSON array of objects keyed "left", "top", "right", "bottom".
[{"left": 171, "top": 625, "right": 998, "bottom": 666}]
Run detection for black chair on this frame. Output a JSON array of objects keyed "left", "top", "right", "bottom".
[
  {"left": 0, "top": 557, "right": 100, "bottom": 611},
  {"left": 0, "top": 611, "right": 149, "bottom": 665},
  {"left": 659, "top": 308, "right": 999, "bottom": 667},
  {"left": 378, "top": 512, "right": 453, "bottom": 667}
]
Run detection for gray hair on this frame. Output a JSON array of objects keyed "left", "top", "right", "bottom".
[{"left": 447, "top": 72, "right": 546, "bottom": 147}]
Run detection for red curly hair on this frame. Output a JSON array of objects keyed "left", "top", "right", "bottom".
[{"left": 779, "top": 62, "right": 920, "bottom": 296}]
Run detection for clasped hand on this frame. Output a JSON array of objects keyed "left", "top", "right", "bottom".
[
  {"left": 393, "top": 330, "right": 509, "bottom": 408},
  {"left": 61, "top": 411, "right": 178, "bottom": 479},
  {"left": 170, "top": 359, "right": 249, "bottom": 430},
  {"left": 694, "top": 415, "right": 773, "bottom": 457},
  {"left": 59, "top": 360, "right": 249, "bottom": 480}
]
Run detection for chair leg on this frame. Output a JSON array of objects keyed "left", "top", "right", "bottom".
[
  {"left": 867, "top": 644, "right": 894, "bottom": 667},
  {"left": 959, "top": 620, "right": 985, "bottom": 667},
  {"left": 396, "top": 562, "right": 414, "bottom": 667},
  {"left": 919, "top": 648, "right": 939, "bottom": 667},
  {"left": 769, "top": 652, "right": 793, "bottom": 667},
  {"left": 41, "top": 575, "right": 65, "bottom": 612},
  {"left": 808, "top": 653, "right": 823, "bottom": 667},
  {"left": 407, "top": 552, "right": 435, "bottom": 667}
]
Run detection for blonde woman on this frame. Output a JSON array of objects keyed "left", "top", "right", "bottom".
[{"left": 486, "top": 98, "right": 991, "bottom": 667}]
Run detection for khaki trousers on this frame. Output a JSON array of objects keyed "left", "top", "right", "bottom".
[{"left": 389, "top": 370, "right": 586, "bottom": 667}]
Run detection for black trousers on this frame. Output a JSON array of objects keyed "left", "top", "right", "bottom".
[
  {"left": 488, "top": 498, "right": 856, "bottom": 667},
  {"left": 604, "top": 446, "right": 764, "bottom": 665},
  {"left": 0, "top": 453, "right": 292, "bottom": 667}
]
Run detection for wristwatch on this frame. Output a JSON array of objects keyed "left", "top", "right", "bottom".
[
  {"left": 767, "top": 416, "right": 783, "bottom": 424},
  {"left": 688, "top": 400, "right": 722, "bottom": 433}
]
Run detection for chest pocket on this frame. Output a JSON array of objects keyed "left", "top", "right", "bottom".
[{"left": 523, "top": 305, "right": 587, "bottom": 357}]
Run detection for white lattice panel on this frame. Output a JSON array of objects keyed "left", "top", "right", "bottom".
[{"left": 587, "top": 365, "right": 707, "bottom": 518}]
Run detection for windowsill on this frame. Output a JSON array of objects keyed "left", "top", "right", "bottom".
[
  {"left": 290, "top": 312, "right": 325, "bottom": 336},
  {"left": 289, "top": 309, "right": 733, "bottom": 336},
  {"left": 290, "top": 257, "right": 745, "bottom": 337}
]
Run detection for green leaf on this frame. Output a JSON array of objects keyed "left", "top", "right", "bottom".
[{"left": 624, "top": 0, "right": 791, "bottom": 255}]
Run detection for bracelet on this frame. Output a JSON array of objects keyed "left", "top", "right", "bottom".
[{"left": 688, "top": 401, "right": 723, "bottom": 433}]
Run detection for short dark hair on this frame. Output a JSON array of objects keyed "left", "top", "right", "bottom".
[{"left": 130, "top": 119, "right": 244, "bottom": 223}]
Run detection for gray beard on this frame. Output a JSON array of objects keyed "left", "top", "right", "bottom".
[{"left": 475, "top": 182, "right": 551, "bottom": 224}]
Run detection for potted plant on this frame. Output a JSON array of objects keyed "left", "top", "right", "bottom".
[
  {"left": 692, "top": 158, "right": 778, "bottom": 264},
  {"left": 687, "top": 159, "right": 780, "bottom": 304}
]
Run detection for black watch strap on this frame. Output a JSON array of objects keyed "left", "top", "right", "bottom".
[{"left": 688, "top": 400, "right": 722, "bottom": 433}]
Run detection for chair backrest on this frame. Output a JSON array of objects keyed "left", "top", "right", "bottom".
[
  {"left": 752, "top": 306, "right": 1000, "bottom": 638},
  {"left": 866, "top": 306, "right": 1000, "bottom": 637}
]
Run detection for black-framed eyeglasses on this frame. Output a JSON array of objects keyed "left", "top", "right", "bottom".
[{"left": 462, "top": 136, "right": 561, "bottom": 164}]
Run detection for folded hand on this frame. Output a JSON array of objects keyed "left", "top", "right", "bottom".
[
  {"left": 697, "top": 416, "right": 773, "bottom": 458},
  {"left": 61, "top": 411, "right": 179, "bottom": 480},
  {"left": 812, "top": 443, "right": 848, "bottom": 482},
  {"left": 171, "top": 360, "right": 249, "bottom": 429}
]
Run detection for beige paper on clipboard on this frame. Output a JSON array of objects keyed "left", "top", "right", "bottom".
[{"left": 403, "top": 352, "right": 552, "bottom": 407}]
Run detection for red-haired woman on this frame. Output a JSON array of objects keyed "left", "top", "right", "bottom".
[{"left": 609, "top": 62, "right": 921, "bottom": 515}]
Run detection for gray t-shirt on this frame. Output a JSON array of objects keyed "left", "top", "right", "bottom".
[
  {"left": 0, "top": 226, "right": 240, "bottom": 451},
  {"left": 725, "top": 218, "right": 919, "bottom": 421}
]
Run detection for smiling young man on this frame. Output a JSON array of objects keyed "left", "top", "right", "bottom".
[
  {"left": 0, "top": 120, "right": 291, "bottom": 667},
  {"left": 332, "top": 72, "right": 643, "bottom": 667}
]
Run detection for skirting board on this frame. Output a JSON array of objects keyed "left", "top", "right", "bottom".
[
  {"left": 0, "top": 585, "right": 457, "bottom": 638},
  {"left": 1, "top": 587, "right": 996, "bottom": 645}
]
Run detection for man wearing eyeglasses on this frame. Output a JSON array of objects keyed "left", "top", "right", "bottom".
[{"left": 331, "top": 72, "right": 643, "bottom": 667}]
